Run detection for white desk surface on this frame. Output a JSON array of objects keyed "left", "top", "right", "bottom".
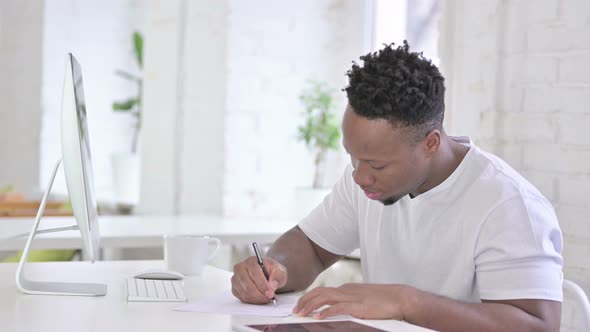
[
  {"left": 0, "top": 260, "right": 433, "bottom": 332},
  {"left": 0, "top": 215, "right": 296, "bottom": 251}
]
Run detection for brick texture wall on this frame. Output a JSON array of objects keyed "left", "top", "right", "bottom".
[
  {"left": 440, "top": 0, "right": 590, "bottom": 329},
  {"left": 223, "top": 0, "right": 365, "bottom": 218}
]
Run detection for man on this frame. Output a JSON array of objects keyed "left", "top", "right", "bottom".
[{"left": 231, "top": 42, "right": 563, "bottom": 332}]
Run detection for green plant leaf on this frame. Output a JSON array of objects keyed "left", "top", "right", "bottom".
[
  {"left": 112, "top": 31, "right": 144, "bottom": 154},
  {"left": 297, "top": 80, "right": 341, "bottom": 154},
  {"left": 133, "top": 31, "right": 143, "bottom": 68},
  {"left": 112, "top": 99, "right": 139, "bottom": 111}
]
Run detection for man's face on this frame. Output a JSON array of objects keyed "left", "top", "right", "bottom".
[{"left": 342, "top": 105, "right": 430, "bottom": 205}]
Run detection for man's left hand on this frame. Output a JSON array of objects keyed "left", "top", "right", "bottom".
[{"left": 292, "top": 283, "right": 413, "bottom": 320}]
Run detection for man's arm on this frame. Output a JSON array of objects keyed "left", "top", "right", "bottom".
[
  {"left": 294, "top": 283, "right": 561, "bottom": 332},
  {"left": 267, "top": 225, "right": 343, "bottom": 292},
  {"left": 404, "top": 288, "right": 561, "bottom": 332},
  {"left": 231, "top": 225, "right": 343, "bottom": 303}
]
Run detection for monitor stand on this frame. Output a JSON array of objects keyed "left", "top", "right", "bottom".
[{"left": 15, "top": 159, "right": 107, "bottom": 296}]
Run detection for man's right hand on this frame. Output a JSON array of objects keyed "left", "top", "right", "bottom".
[{"left": 231, "top": 256, "right": 288, "bottom": 304}]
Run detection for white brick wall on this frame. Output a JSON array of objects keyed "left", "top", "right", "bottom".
[
  {"left": 524, "top": 86, "right": 590, "bottom": 113},
  {"left": 523, "top": 144, "right": 590, "bottom": 174},
  {"left": 523, "top": 55, "right": 558, "bottom": 83},
  {"left": 223, "top": 0, "right": 365, "bottom": 218},
  {"left": 560, "top": 53, "right": 590, "bottom": 83},
  {"left": 560, "top": 177, "right": 590, "bottom": 206},
  {"left": 441, "top": 0, "right": 590, "bottom": 327},
  {"left": 560, "top": 114, "right": 590, "bottom": 145}
]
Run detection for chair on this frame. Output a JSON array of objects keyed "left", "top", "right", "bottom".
[{"left": 562, "top": 279, "right": 590, "bottom": 332}]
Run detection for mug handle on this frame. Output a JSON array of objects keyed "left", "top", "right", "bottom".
[{"left": 207, "top": 237, "right": 222, "bottom": 261}]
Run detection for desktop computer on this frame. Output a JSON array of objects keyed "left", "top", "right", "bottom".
[{"left": 15, "top": 53, "right": 107, "bottom": 296}]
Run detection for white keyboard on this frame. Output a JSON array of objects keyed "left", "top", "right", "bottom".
[{"left": 126, "top": 278, "right": 188, "bottom": 302}]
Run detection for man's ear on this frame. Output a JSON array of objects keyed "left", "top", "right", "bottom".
[{"left": 424, "top": 130, "right": 441, "bottom": 155}]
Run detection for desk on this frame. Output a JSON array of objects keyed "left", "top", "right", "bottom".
[
  {"left": 0, "top": 260, "right": 433, "bottom": 332},
  {"left": 0, "top": 215, "right": 296, "bottom": 251}
]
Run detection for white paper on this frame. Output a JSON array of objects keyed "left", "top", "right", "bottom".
[{"left": 174, "top": 291, "right": 298, "bottom": 317}]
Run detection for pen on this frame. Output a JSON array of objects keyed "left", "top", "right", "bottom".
[{"left": 252, "top": 242, "right": 278, "bottom": 306}]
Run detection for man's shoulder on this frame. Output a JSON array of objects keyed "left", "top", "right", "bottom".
[{"left": 458, "top": 145, "right": 550, "bottom": 209}]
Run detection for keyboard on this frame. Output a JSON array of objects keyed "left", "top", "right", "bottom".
[{"left": 126, "top": 277, "right": 188, "bottom": 302}]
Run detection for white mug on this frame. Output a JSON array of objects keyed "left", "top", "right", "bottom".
[{"left": 163, "top": 235, "right": 221, "bottom": 276}]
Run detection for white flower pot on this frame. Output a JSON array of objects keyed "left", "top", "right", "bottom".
[
  {"left": 295, "top": 187, "right": 331, "bottom": 221},
  {"left": 111, "top": 152, "right": 140, "bottom": 205}
]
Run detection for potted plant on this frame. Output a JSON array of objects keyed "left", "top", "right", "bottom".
[
  {"left": 111, "top": 31, "right": 143, "bottom": 207},
  {"left": 113, "top": 31, "right": 143, "bottom": 153},
  {"left": 295, "top": 80, "right": 341, "bottom": 219}
]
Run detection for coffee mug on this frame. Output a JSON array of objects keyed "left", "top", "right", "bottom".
[{"left": 163, "top": 235, "right": 221, "bottom": 275}]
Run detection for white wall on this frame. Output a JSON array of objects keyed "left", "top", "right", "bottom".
[
  {"left": 139, "top": 0, "right": 367, "bottom": 217},
  {"left": 0, "top": 1, "right": 44, "bottom": 196},
  {"left": 179, "top": 1, "right": 228, "bottom": 214},
  {"left": 440, "top": 0, "right": 590, "bottom": 306},
  {"left": 223, "top": 0, "right": 366, "bottom": 218},
  {"left": 41, "top": 0, "right": 145, "bottom": 200},
  {"left": 139, "top": 0, "right": 228, "bottom": 215},
  {"left": 137, "top": 1, "right": 182, "bottom": 214}
]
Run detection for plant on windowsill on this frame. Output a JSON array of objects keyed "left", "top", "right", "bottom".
[
  {"left": 110, "top": 31, "right": 143, "bottom": 210},
  {"left": 295, "top": 80, "right": 341, "bottom": 219}
]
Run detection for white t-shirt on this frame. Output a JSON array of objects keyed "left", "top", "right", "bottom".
[{"left": 299, "top": 139, "right": 563, "bottom": 303}]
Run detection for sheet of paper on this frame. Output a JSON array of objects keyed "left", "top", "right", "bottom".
[{"left": 174, "top": 291, "right": 299, "bottom": 317}]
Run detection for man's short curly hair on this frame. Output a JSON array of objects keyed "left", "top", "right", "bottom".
[{"left": 344, "top": 41, "right": 445, "bottom": 142}]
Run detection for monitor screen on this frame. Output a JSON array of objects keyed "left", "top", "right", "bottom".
[{"left": 61, "top": 53, "right": 100, "bottom": 261}]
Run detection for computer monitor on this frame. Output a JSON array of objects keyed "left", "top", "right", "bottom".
[
  {"left": 61, "top": 53, "right": 100, "bottom": 263},
  {"left": 15, "top": 53, "right": 107, "bottom": 296}
]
